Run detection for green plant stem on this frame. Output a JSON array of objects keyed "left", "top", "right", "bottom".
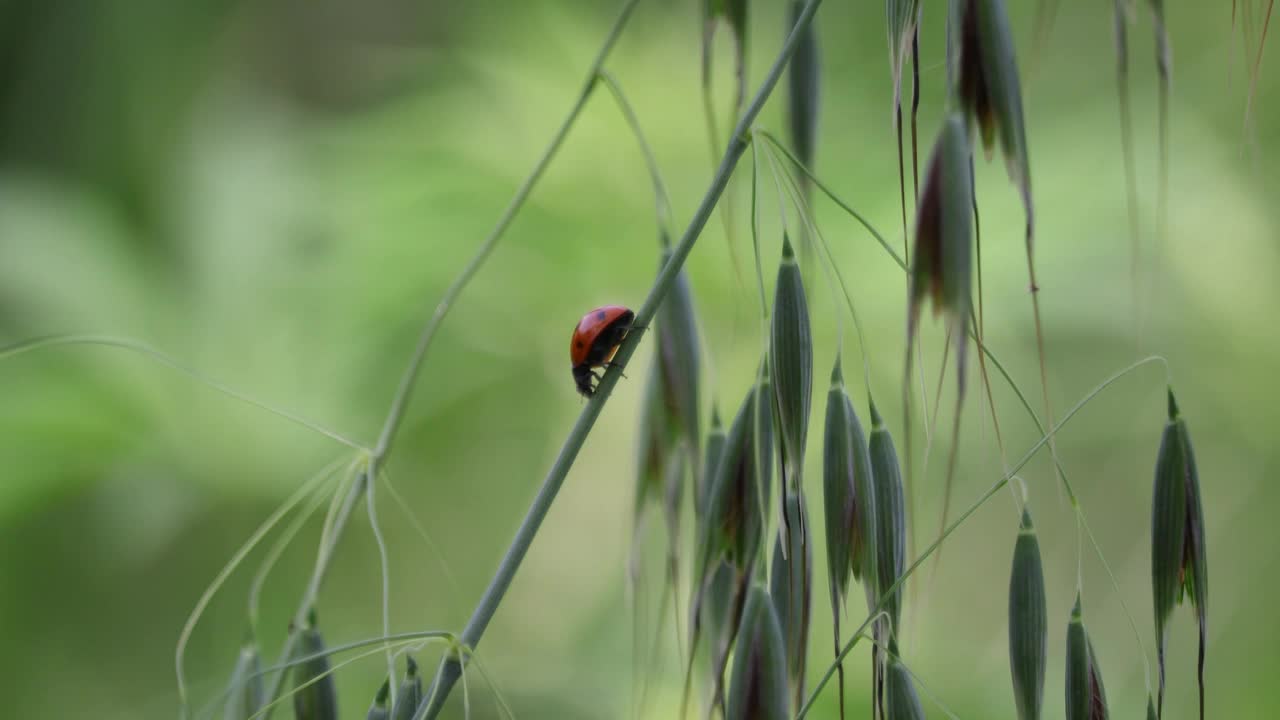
[
  {"left": 598, "top": 70, "right": 674, "bottom": 239},
  {"left": 416, "top": 2, "right": 825, "bottom": 717},
  {"left": 260, "top": 468, "right": 367, "bottom": 719},
  {"left": 251, "top": 0, "right": 645, "bottom": 715},
  {"left": 797, "top": 355, "right": 1167, "bottom": 718},
  {"left": 372, "top": 0, "right": 642, "bottom": 465},
  {"left": 0, "top": 334, "right": 367, "bottom": 452}
]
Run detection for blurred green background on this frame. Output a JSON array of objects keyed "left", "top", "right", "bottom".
[{"left": 0, "top": 0, "right": 1275, "bottom": 718}]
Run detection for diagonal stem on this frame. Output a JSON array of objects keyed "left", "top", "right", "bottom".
[
  {"left": 415, "top": 2, "right": 826, "bottom": 716},
  {"left": 255, "top": 0, "right": 645, "bottom": 716}
]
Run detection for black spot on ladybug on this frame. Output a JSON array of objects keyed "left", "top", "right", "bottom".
[
  {"left": 576, "top": 341, "right": 584, "bottom": 348},
  {"left": 596, "top": 311, "right": 607, "bottom": 321}
]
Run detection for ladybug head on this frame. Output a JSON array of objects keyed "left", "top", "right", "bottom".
[{"left": 572, "top": 364, "right": 596, "bottom": 398}]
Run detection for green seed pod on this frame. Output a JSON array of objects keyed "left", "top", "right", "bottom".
[
  {"left": 698, "top": 405, "right": 727, "bottom": 519},
  {"left": 822, "top": 358, "right": 878, "bottom": 614},
  {"left": 703, "top": 382, "right": 770, "bottom": 571},
  {"left": 884, "top": 641, "right": 927, "bottom": 720},
  {"left": 292, "top": 612, "right": 338, "bottom": 720},
  {"left": 869, "top": 397, "right": 907, "bottom": 631},
  {"left": 726, "top": 583, "right": 790, "bottom": 720},
  {"left": 823, "top": 360, "right": 856, "bottom": 608},
  {"left": 702, "top": 558, "right": 740, "bottom": 679},
  {"left": 657, "top": 247, "right": 703, "bottom": 465},
  {"left": 786, "top": 0, "right": 821, "bottom": 180},
  {"left": 391, "top": 655, "right": 422, "bottom": 720},
  {"left": 1009, "top": 508, "right": 1047, "bottom": 720},
  {"left": 1065, "top": 595, "right": 1109, "bottom": 720},
  {"left": 1151, "top": 388, "right": 1208, "bottom": 720},
  {"left": 769, "top": 491, "right": 812, "bottom": 713},
  {"left": 224, "top": 640, "right": 264, "bottom": 720},
  {"left": 954, "top": 0, "right": 1032, "bottom": 219},
  {"left": 909, "top": 113, "right": 974, "bottom": 396},
  {"left": 702, "top": 0, "right": 750, "bottom": 112},
  {"left": 770, "top": 235, "right": 813, "bottom": 530},
  {"left": 635, "top": 358, "right": 673, "bottom": 523},
  {"left": 844, "top": 391, "right": 877, "bottom": 597},
  {"left": 366, "top": 678, "right": 391, "bottom": 720}
]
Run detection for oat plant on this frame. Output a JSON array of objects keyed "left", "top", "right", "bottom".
[{"left": 0, "top": 2, "right": 1234, "bottom": 719}]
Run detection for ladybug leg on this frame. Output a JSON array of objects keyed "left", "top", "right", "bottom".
[{"left": 604, "top": 362, "right": 629, "bottom": 380}]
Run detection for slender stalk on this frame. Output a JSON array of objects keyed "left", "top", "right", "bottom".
[
  {"left": 260, "top": 470, "right": 367, "bottom": 719},
  {"left": 373, "top": 0, "right": 642, "bottom": 463},
  {"left": 1114, "top": 2, "right": 1143, "bottom": 340},
  {"left": 598, "top": 69, "right": 675, "bottom": 239},
  {"left": 416, "top": 2, "right": 826, "bottom": 716},
  {"left": 0, "top": 335, "right": 366, "bottom": 452},
  {"left": 256, "top": 2, "right": 646, "bottom": 714}
]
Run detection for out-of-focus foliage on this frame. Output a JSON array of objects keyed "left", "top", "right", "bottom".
[{"left": 0, "top": 2, "right": 1275, "bottom": 718}]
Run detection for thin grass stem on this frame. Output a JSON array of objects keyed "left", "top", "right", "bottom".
[
  {"left": 415, "top": 4, "right": 826, "bottom": 716},
  {"left": 0, "top": 334, "right": 368, "bottom": 452}
]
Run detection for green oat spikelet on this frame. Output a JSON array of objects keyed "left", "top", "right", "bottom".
[
  {"left": 699, "top": 405, "right": 727, "bottom": 518},
  {"left": 1009, "top": 508, "right": 1047, "bottom": 720},
  {"left": 823, "top": 359, "right": 855, "bottom": 603},
  {"left": 366, "top": 678, "right": 390, "bottom": 720},
  {"left": 869, "top": 397, "right": 906, "bottom": 633},
  {"left": 908, "top": 113, "right": 974, "bottom": 397},
  {"left": 726, "top": 583, "right": 791, "bottom": 720},
  {"left": 954, "top": 0, "right": 1032, "bottom": 225},
  {"left": 822, "top": 356, "right": 879, "bottom": 719},
  {"left": 908, "top": 113, "right": 974, "bottom": 565},
  {"left": 770, "top": 234, "right": 814, "bottom": 545},
  {"left": 703, "top": 558, "right": 739, "bottom": 682},
  {"left": 697, "top": 371, "right": 774, "bottom": 567},
  {"left": 1151, "top": 388, "right": 1208, "bottom": 720},
  {"left": 635, "top": 356, "right": 673, "bottom": 526},
  {"left": 658, "top": 246, "right": 703, "bottom": 465},
  {"left": 769, "top": 490, "right": 813, "bottom": 714},
  {"left": 884, "top": 640, "right": 927, "bottom": 720},
  {"left": 869, "top": 396, "right": 907, "bottom": 720},
  {"left": 223, "top": 638, "right": 265, "bottom": 720},
  {"left": 1065, "top": 595, "right": 1110, "bottom": 720},
  {"left": 391, "top": 656, "right": 422, "bottom": 720},
  {"left": 685, "top": 376, "right": 774, "bottom": 718},
  {"left": 703, "top": 0, "right": 750, "bottom": 117},
  {"left": 291, "top": 610, "right": 338, "bottom": 720}
]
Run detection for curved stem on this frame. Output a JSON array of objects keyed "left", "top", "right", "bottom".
[
  {"left": 0, "top": 335, "right": 368, "bottom": 452},
  {"left": 372, "top": 0, "right": 642, "bottom": 463},
  {"left": 598, "top": 69, "right": 675, "bottom": 240},
  {"left": 415, "top": 2, "right": 826, "bottom": 716},
  {"left": 249, "top": 0, "right": 644, "bottom": 715},
  {"left": 260, "top": 465, "right": 368, "bottom": 718}
]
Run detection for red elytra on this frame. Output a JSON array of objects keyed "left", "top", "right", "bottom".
[{"left": 569, "top": 305, "right": 635, "bottom": 397}]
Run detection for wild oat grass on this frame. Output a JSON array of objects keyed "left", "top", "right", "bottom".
[{"left": 0, "top": 1, "right": 1239, "bottom": 718}]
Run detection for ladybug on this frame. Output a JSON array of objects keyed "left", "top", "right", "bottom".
[{"left": 569, "top": 305, "right": 636, "bottom": 397}]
